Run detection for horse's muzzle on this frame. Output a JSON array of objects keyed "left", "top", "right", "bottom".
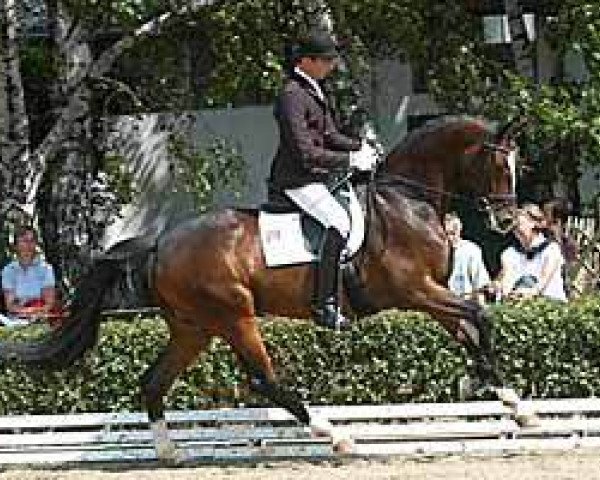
[{"left": 478, "top": 198, "right": 516, "bottom": 235}]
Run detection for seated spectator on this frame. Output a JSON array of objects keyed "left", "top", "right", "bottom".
[
  {"left": 1, "top": 226, "right": 60, "bottom": 327},
  {"left": 443, "top": 212, "right": 491, "bottom": 305},
  {"left": 497, "top": 203, "right": 567, "bottom": 302}
]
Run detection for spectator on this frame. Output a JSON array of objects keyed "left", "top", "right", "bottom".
[
  {"left": 1, "top": 226, "right": 59, "bottom": 326},
  {"left": 542, "top": 198, "right": 579, "bottom": 298},
  {"left": 443, "top": 212, "right": 491, "bottom": 305},
  {"left": 498, "top": 203, "right": 567, "bottom": 302},
  {"left": 542, "top": 198, "right": 578, "bottom": 264}
]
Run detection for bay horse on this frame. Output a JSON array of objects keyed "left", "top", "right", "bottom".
[{"left": 0, "top": 116, "right": 530, "bottom": 460}]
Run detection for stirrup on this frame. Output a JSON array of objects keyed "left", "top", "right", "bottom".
[{"left": 313, "top": 303, "right": 351, "bottom": 331}]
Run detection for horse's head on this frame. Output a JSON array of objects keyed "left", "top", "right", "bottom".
[
  {"left": 478, "top": 116, "right": 527, "bottom": 233},
  {"left": 380, "top": 116, "right": 518, "bottom": 233}
]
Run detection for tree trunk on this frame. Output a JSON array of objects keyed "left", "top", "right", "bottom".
[
  {"left": 30, "top": 2, "right": 217, "bottom": 284},
  {"left": 0, "top": 0, "right": 32, "bottom": 220},
  {"left": 37, "top": 0, "right": 97, "bottom": 286},
  {"left": 0, "top": 14, "right": 10, "bottom": 264}
]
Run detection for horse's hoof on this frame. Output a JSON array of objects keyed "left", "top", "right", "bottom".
[
  {"left": 458, "top": 375, "right": 493, "bottom": 400},
  {"left": 515, "top": 402, "right": 541, "bottom": 428},
  {"left": 495, "top": 387, "right": 521, "bottom": 407},
  {"left": 155, "top": 440, "right": 185, "bottom": 465},
  {"left": 458, "top": 375, "right": 474, "bottom": 401},
  {"left": 309, "top": 415, "right": 355, "bottom": 454},
  {"left": 516, "top": 412, "right": 541, "bottom": 428},
  {"left": 333, "top": 437, "right": 355, "bottom": 455},
  {"left": 309, "top": 416, "right": 334, "bottom": 438}
]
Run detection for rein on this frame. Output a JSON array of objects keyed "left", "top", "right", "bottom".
[{"left": 374, "top": 172, "right": 490, "bottom": 206}]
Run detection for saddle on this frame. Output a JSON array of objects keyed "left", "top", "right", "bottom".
[{"left": 258, "top": 184, "right": 366, "bottom": 268}]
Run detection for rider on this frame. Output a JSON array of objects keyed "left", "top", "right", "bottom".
[{"left": 268, "top": 27, "right": 377, "bottom": 330}]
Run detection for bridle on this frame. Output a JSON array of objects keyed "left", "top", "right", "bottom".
[{"left": 342, "top": 134, "right": 517, "bottom": 283}]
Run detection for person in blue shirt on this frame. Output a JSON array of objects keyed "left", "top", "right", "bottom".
[
  {"left": 444, "top": 212, "right": 491, "bottom": 305},
  {"left": 1, "top": 226, "right": 57, "bottom": 322}
]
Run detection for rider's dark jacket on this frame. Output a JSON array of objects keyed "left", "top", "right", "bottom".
[{"left": 268, "top": 71, "right": 360, "bottom": 195}]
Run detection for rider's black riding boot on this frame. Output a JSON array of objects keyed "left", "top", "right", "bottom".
[{"left": 312, "top": 227, "right": 351, "bottom": 331}]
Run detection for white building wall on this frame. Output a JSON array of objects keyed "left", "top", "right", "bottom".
[{"left": 102, "top": 107, "right": 279, "bottom": 247}]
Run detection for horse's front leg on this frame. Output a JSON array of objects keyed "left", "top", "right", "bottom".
[
  {"left": 414, "top": 280, "right": 539, "bottom": 426},
  {"left": 457, "top": 304, "right": 538, "bottom": 426},
  {"left": 456, "top": 304, "right": 502, "bottom": 394}
]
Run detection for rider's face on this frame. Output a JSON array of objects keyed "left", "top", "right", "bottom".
[{"left": 298, "top": 56, "right": 337, "bottom": 80}]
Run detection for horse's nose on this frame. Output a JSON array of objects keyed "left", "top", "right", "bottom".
[
  {"left": 497, "top": 214, "right": 515, "bottom": 231},
  {"left": 495, "top": 206, "right": 517, "bottom": 233}
]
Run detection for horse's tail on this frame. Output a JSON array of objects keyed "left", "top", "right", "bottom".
[{"left": 0, "top": 237, "right": 155, "bottom": 369}]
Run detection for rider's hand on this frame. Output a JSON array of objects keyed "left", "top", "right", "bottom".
[
  {"left": 349, "top": 141, "right": 378, "bottom": 172},
  {"left": 362, "top": 122, "right": 385, "bottom": 157}
]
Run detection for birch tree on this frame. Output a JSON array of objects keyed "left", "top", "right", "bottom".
[
  {"left": 0, "top": 0, "right": 32, "bottom": 223},
  {"left": 0, "top": 0, "right": 218, "bottom": 280}
]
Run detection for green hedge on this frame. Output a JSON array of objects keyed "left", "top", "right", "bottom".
[{"left": 0, "top": 296, "right": 599, "bottom": 415}]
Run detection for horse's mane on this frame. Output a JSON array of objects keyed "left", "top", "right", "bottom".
[{"left": 389, "top": 115, "right": 494, "bottom": 158}]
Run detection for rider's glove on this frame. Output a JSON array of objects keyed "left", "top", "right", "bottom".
[
  {"left": 362, "top": 122, "right": 385, "bottom": 158},
  {"left": 349, "top": 141, "right": 378, "bottom": 172}
]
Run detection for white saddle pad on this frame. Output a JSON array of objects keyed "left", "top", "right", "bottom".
[{"left": 259, "top": 187, "right": 365, "bottom": 267}]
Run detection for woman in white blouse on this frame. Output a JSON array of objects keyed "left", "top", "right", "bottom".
[{"left": 498, "top": 203, "right": 567, "bottom": 302}]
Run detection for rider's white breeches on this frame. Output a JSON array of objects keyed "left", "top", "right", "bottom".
[{"left": 285, "top": 183, "right": 351, "bottom": 238}]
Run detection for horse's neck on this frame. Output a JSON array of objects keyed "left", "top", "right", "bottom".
[{"left": 383, "top": 156, "right": 447, "bottom": 212}]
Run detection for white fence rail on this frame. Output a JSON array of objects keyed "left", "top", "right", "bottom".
[{"left": 2, "top": 398, "right": 600, "bottom": 465}]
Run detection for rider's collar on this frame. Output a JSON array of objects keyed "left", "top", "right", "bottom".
[{"left": 294, "top": 67, "right": 325, "bottom": 103}]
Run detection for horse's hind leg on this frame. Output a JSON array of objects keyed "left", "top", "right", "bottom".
[
  {"left": 141, "top": 322, "right": 211, "bottom": 463},
  {"left": 227, "top": 316, "right": 354, "bottom": 453},
  {"left": 226, "top": 317, "right": 309, "bottom": 424}
]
